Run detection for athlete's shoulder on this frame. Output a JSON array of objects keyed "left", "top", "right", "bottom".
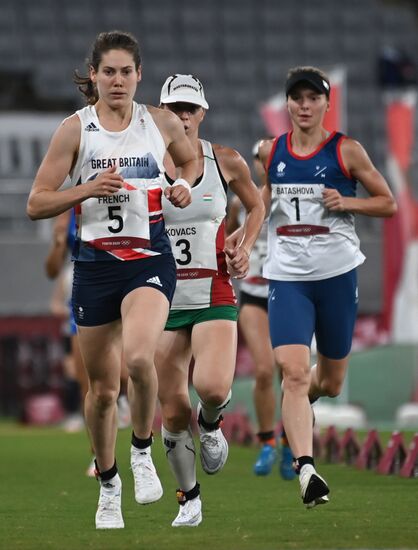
[
  {"left": 147, "top": 105, "right": 182, "bottom": 129},
  {"left": 339, "top": 135, "right": 369, "bottom": 167},
  {"left": 50, "top": 113, "right": 81, "bottom": 150},
  {"left": 212, "top": 143, "right": 250, "bottom": 182},
  {"left": 147, "top": 105, "right": 187, "bottom": 147},
  {"left": 212, "top": 142, "right": 242, "bottom": 163},
  {"left": 258, "top": 137, "right": 278, "bottom": 167},
  {"left": 60, "top": 112, "right": 81, "bottom": 131}
]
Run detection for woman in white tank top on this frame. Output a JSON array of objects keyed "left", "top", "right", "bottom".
[
  {"left": 155, "top": 74, "right": 265, "bottom": 527},
  {"left": 27, "top": 31, "right": 199, "bottom": 530}
]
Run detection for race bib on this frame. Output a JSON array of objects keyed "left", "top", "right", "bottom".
[
  {"left": 166, "top": 221, "right": 218, "bottom": 279},
  {"left": 273, "top": 183, "right": 327, "bottom": 228},
  {"left": 80, "top": 180, "right": 151, "bottom": 250}
]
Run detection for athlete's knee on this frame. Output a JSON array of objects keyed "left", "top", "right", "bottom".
[
  {"left": 319, "top": 377, "right": 343, "bottom": 398},
  {"left": 255, "top": 364, "right": 274, "bottom": 390},
  {"left": 125, "top": 350, "right": 154, "bottom": 381},
  {"left": 197, "top": 387, "right": 231, "bottom": 407},
  {"left": 88, "top": 382, "right": 119, "bottom": 410},
  {"left": 279, "top": 360, "right": 310, "bottom": 394},
  {"left": 161, "top": 400, "right": 192, "bottom": 432}
]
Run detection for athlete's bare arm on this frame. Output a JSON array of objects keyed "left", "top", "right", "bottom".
[
  {"left": 45, "top": 211, "right": 71, "bottom": 279},
  {"left": 27, "top": 115, "right": 124, "bottom": 219},
  {"left": 258, "top": 139, "right": 274, "bottom": 218},
  {"left": 226, "top": 196, "right": 241, "bottom": 236},
  {"left": 323, "top": 138, "right": 397, "bottom": 217},
  {"left": 149, "top": 106, "right": 198, "bottom": 200},
  {"left": 214, "top": 144, "right": 265, "bottom": 278}
]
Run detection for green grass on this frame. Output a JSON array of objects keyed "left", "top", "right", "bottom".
[{"left": 1, "top": 423, "right": 417, "bottom": 550}]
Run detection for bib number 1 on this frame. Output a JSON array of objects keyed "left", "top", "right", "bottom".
[{"left": 290, "top": 197, "right": 300, "bottom": 221}]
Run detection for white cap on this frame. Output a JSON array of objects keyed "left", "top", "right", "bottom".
[{"left": 160, "top": 74, "right": 209, "bottom": 109}]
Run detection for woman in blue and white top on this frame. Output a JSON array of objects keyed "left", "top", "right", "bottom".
[{"left": 258, "top": 66, "right": 396, "bottom": 508}]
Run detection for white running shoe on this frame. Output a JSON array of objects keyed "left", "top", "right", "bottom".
[
  {"left": 130, "top": 445, "right": 163, "bottom": 504},
  {"left": 86, "top": 457, "right": 96, "bottom": 478},
  {"left": 117, "top": 396, "right": 131, "bottom": 429},
  {"left": 62, "top": 413, "right": 84, "bottom": 433},
  {"left": 299, "top": 464, "right": 330, "bottom": 509},
  {"left": 172, "top": 496, "right": 202, "bottom": 527},
  {"left": 95, "top": 474, "right": 124, "bottom": 529},
  {"left": 197, "top": 403, "right": 228, "bottom": 475}
]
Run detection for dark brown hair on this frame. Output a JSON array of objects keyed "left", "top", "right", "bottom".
[
  {"left": 286, "top": 65, "right": 329, "bottom": 82},
  {"left": 73, "top": 30, "right": 141, "bottom": 105}
]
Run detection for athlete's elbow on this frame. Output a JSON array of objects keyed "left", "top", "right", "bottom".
[
  {"left": 383, "top": 196, "right": 397, "bottom": 217},
  {"left": 26, "top": 197, "right": 43, "bottom": 220},
  {"left": 26, "top": 204, "right": 38, "bottom": 220}
]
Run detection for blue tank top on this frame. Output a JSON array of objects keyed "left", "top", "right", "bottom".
[
  {"left": 263, "top": 131, "right": 365, "bottom": 281},
  {"left": 268, "top": 131, "right": 356, "bottom": 195}
]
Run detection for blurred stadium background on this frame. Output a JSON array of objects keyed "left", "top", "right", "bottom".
[{"left": 1, "top": 0, "right": 418, "bottom": 433}]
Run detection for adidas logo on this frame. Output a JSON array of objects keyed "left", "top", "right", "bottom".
[
  {"left": 146, "top": 275, "right": 162, "bottom": 287},
  {"left": 85, "top": 122, "right": 99, "bottom": 132}
]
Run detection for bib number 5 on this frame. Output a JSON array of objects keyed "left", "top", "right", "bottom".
[{"left": 108, "top": 206, "right": 124, "bottom": 234}]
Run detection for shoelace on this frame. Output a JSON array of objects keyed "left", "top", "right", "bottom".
[
  {"left": 178, "top": 500, "right": 198, "bottom": 517},
  {"left": 131, "top": 459, "right": 156, "bottom": 487},
  {"left": 200, "top": 432, "right": 220, "bottom": 449},
  {"left": 97, "top": 492, "right": 121, "bottom": 518}
]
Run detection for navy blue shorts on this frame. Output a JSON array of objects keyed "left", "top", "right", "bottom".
[
  {"left": 268, "top": 269, "right": 358, "bottom": 360},
  {"left": 72, "top": 254, "right": 177, "bottom": 327}
]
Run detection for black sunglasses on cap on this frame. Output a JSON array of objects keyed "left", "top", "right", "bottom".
[{"left": 166, "top": 102, "right": 201, "bottom": 114}]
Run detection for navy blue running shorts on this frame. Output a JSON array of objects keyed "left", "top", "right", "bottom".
[
  {"left": 268, "top": 269, "right": 358, "bottom": 360},
  {"left": 72, "top": 254, "right": 177, "bottom": 327}
]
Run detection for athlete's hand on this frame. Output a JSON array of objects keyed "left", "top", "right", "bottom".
[
  {"left": 164, "top": 180, "right": 192, "bottom": 208},
  {"left": 323, "top": 188, "right": 346, "bottom": 212},
  {"left": 86, "top": 165, "right": 124, "bottom": 198},
  {"left": 225, "top": 245, "right": 250, "bottom": 279},
  {"left": 224, "top": 228, "right": 243, "bottom": 252}
]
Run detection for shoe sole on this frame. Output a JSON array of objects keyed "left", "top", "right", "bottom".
[
  {"left": 172, "top": 513, "right": 202, "bottom": 527},
  {"left": 306, "top": 494, "right": 329, "bottom": 509},
  {"left": 200, "top": 455, "right": 228, "bottom": 475},
  {"left": 303, "top": 474, "right": 330, "bottom": 508},
  {"left": 200, "top": 445, "right": 229, "bottom": 475},
  {"left": 135, "top": 485, "right": 163, "bottom": 505},
  {"left": 96, "top": 521, "right": 125, "bottom": 529}
]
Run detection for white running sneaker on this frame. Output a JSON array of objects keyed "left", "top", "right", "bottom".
[
  {"left": 130, "top": 445, "right": 163, "bottom": 504},
  {"left": 95, "top": 474, "right": 124, "bottom": 529},
  {"left": 197, "top": 403, "right": 228, "bottom": 475},
  {"left": 299, "top": 464, "right": 330, "bottom": 509},
  {"left": 86, "top": 457, "right": 96, "bottom": 478},
  {"left": 172, "top": 496, "right": 202, "bottom": 527},
  {"left": 117, "top": 395, "right": 131, "bottom": 429}
]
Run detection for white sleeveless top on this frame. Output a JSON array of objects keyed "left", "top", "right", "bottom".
[
  {"left": 71, "top": 102, "right": 169, "bottom": 261},
  {"left": 162, "top": 139, "right": 236, "bottom": 309},
  {"left": 238, "top": 206, "right": 269, "bottom": 298}
]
